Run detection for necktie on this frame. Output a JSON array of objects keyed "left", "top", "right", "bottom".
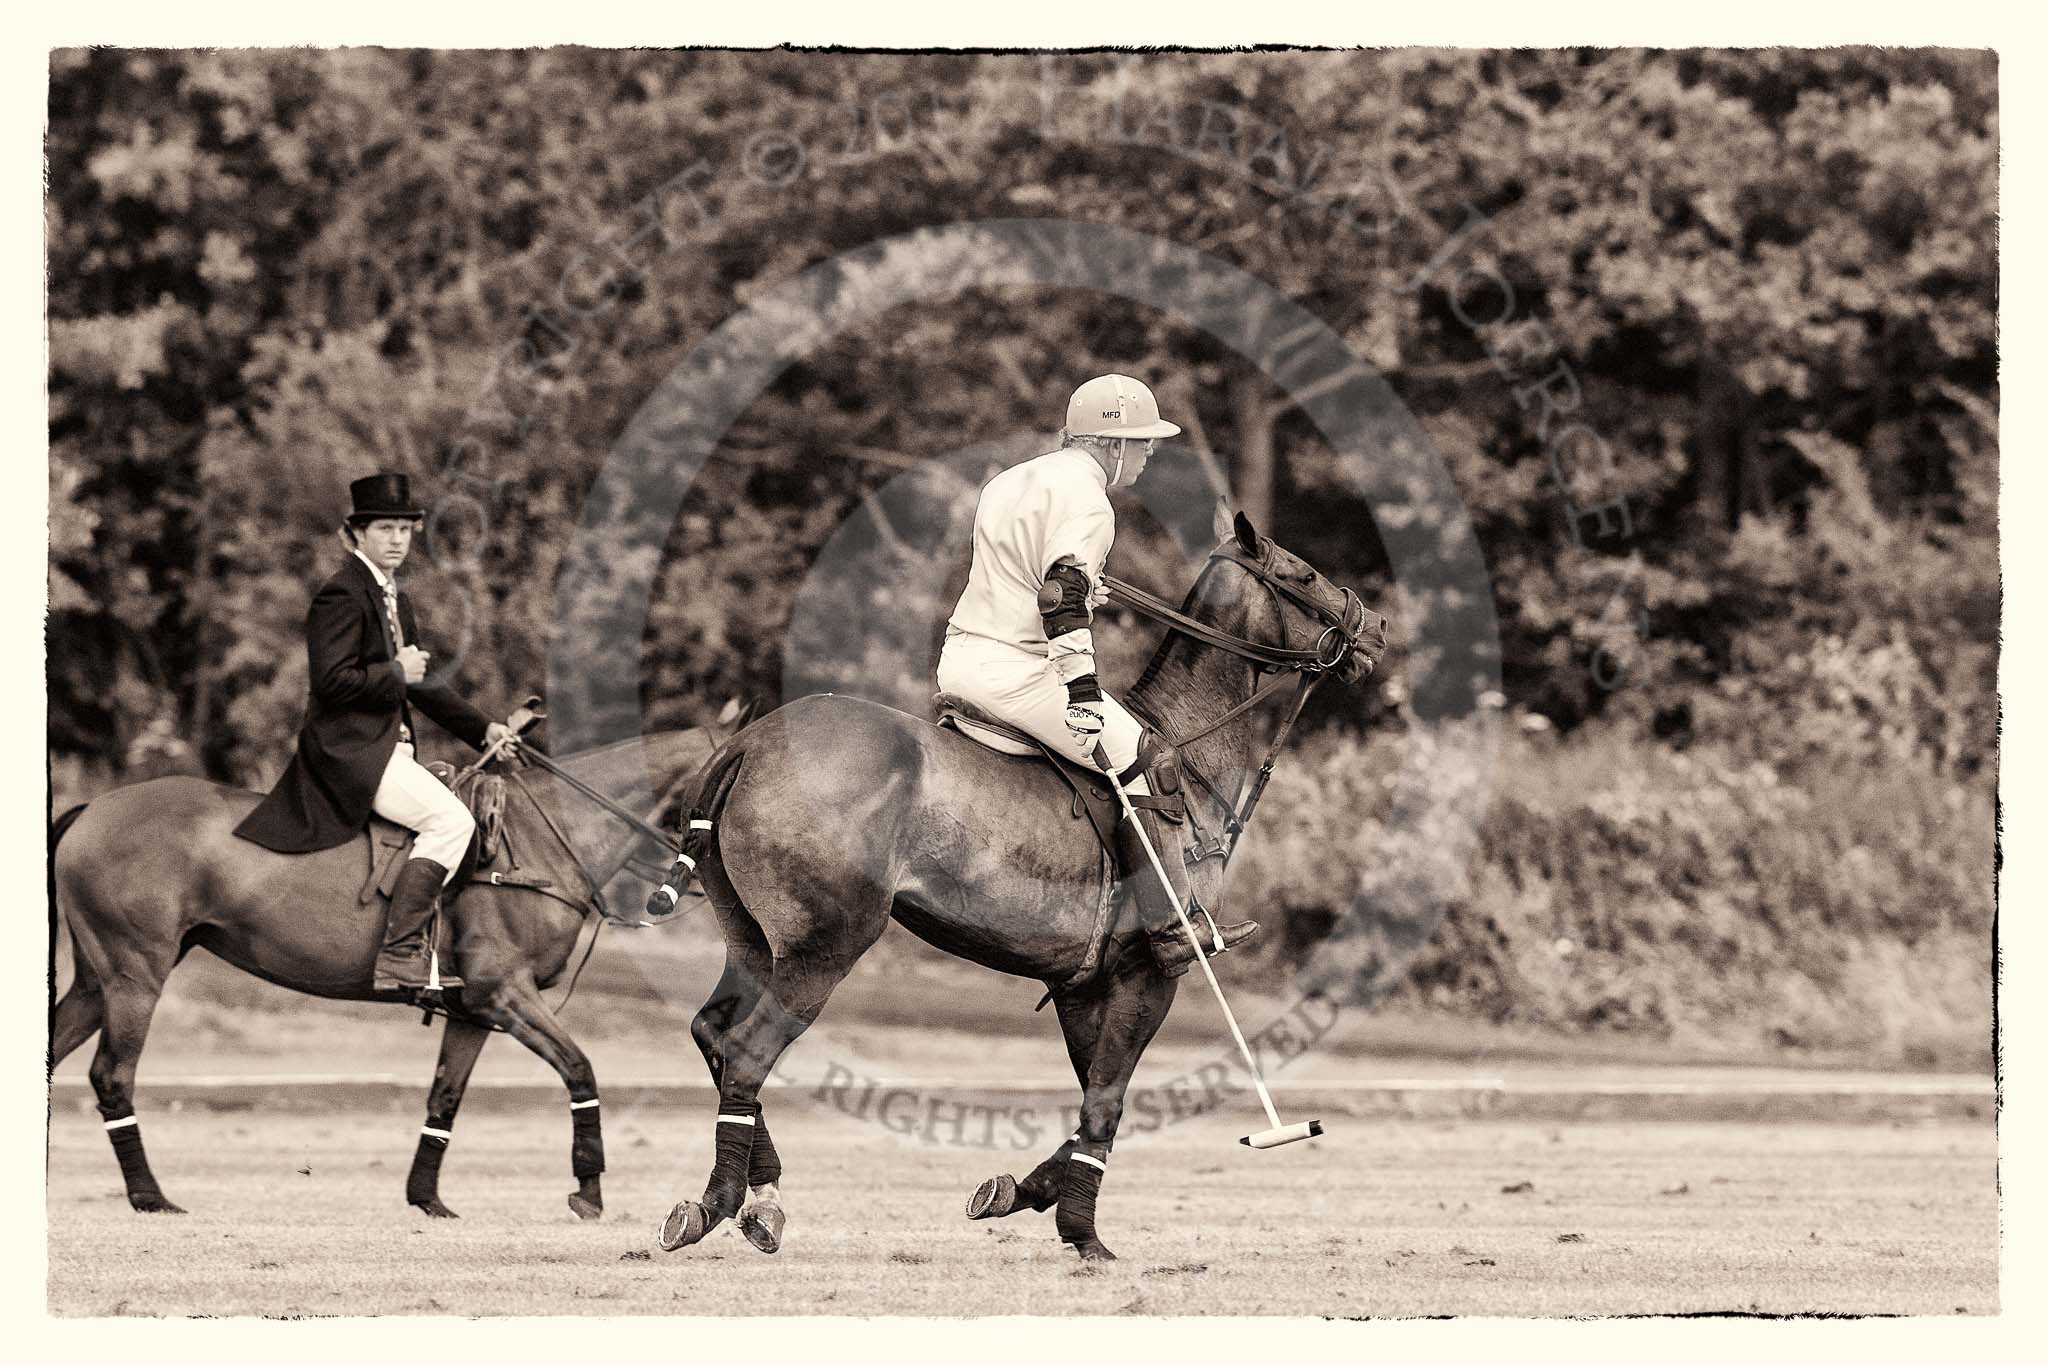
[{"left": 384, "top": 583, "right": 412, "bottom": 743}]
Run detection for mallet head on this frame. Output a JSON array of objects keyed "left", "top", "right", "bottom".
[{"left": 1240, "top": 1119, "right": 1324, "bottom": 1149}]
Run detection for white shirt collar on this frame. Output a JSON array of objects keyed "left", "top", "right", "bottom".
[{"left": 353, "top": 548, "right": 395, "bottom": 594}]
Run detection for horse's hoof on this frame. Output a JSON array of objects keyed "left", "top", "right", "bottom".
[
  {"left": 966, "top": 1174, "right": 1017, "bottom": 1220},
  {"left": 411, "top": 1198, "right": 459, "bottom": 1219},
  {"left": 657, "top": 1200, "right": 709, "bottom": 1252},
  {"left": 130, "top": 1193, "right": 186, "bottom": 1215},
  {"left": 738, "top": 1201, "right": 784, "bottom": 1254},
  {"left": 567, "top": 1191, "right": 602, "bottom": 1221},
  {"left": 1067, "top": 1238, "right": 1117, "bottom": 1262}
]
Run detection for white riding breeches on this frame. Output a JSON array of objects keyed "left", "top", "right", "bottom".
[
  {"left": 371, "top": 742, "right": 474, "bottom": 879},
  {"left": 937, "top": 630, "right": 1144, "bottom": 774}
]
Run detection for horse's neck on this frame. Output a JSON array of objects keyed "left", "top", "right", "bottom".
[{"left": 1126, "top": 618, "right": 1261, "bottom": 805}]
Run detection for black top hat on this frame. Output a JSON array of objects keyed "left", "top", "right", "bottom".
[{"left": 347, "top": 473, "right": 426, "bottom": 523}]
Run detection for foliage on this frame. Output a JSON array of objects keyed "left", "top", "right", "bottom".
[{"left": 47, "top": 50, "right": 1996, "bottom": 1054}]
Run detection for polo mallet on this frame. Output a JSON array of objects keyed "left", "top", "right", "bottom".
[{"left": 1094, "top": 744, "right": 1323, "bottom": 1150}]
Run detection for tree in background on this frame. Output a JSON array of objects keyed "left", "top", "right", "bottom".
[{"left": 47, "top": 49, "right": 1996, "bottom": 1054}]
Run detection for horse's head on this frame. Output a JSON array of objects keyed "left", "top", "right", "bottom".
[{"left": 1207, "top": 506, "right": 1387, "bottom": 687}]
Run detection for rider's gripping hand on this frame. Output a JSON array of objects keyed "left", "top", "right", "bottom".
[
  {"left": 1064, "top": 672, "right": 1105, "bottom": 743},
  {"left": 395, "top": 645, "right": 431, "bottom": 685},
  {"left": 484, "top": 721, "right": 521, "bottom": 757}
]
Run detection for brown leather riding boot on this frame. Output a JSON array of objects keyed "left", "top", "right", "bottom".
[
  {"left": 374, "top": 857, "right": 463, "bottom": 994},
  {"left": 1115, "top": 808, "right": 1258, "bottom": 978}
]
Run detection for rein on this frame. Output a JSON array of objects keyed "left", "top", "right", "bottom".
[
  {"left": 1103, "top": 545, "right": 1362, "bottom": 865},
  {"left": 444, "top": 735, "right": 703, "bottom": 1017},
  {"left": 516, "top": 748, "right": 684, "bottom": 855}
]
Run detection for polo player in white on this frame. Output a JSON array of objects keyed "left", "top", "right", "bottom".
[{"left": 937, "top": 374, "right": 1257, "bottom": 977}]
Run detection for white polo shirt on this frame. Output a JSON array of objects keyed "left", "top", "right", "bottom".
[{"left": 947, "top": 447, "right": 1114, "bottom": 655}]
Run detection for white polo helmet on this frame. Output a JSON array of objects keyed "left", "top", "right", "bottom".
[{"left": 1066, "top": 374, "right": 1181, "bottom": 440}]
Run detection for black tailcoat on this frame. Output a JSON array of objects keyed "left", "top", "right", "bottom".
[{"left": 235, "top": 554, "right": 492, "bottom": 854}]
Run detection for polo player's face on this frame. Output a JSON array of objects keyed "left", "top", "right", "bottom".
[
  {"left": 355, "top": 518, "right": 416, "bottom": 575},
  {"left": 1113, "top": 438, "right": 1156, "bottom": 487}
]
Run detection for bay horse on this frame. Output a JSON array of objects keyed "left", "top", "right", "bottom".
[
  {"left": 49, "top": 724, "right": 721, "bottom": 1221},
  {"left": 650, "top": 509, "right": 1386, "bottom": 1260}
]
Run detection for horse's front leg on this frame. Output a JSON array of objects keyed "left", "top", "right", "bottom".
[
  {"left": 967, "top": 1131, "right": 1084, "bottom": 1221},
  {"left": 466, "top": 972, "right": 606, "bottom": 1220},
  {"left": 1052, "top": 962, "right": 1176, "bottom": 1261},
  {"left": 405, "top": 1014, "right": 492, "bottom": 1217}
]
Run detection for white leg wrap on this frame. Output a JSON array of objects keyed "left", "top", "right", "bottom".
[
  {"left": 715, "top": 1114, "right": 757, "bottom": 1127},
  {"left": 569, "top": 1098, "right": 600, "bottom": 1111},
  {"left": 420, "top": 1125, "right": 453, "bottom": 1141},
  {"left": 103, "top": 1116, "right": 139, "bottom": 1131},
  {"left": 688, "top": 819, "right": 713, "bottom": 832},
  {"left": 1070, "top": 1151, "right": 1107, "bottom": 1171}
]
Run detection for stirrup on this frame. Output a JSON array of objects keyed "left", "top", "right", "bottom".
[{"left": 1188, "top": 904, "right": 1227, "bottom": 955}]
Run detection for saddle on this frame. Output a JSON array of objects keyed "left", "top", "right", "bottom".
[
  {"left": 357, "top": 766, "right": 509, "bottom": 906},
  {"left": 933, "top": 693, "right": 1129, "bottom": 854},
  {"left": 931, "top": 693, "right": 1189, "bottom": 1000}
]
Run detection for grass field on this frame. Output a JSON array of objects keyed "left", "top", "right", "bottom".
[{"left": 47, "top": 1103, "right": 1996, "bottom": 1318}]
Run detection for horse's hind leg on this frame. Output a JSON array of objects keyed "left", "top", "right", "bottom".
[
  {"left": 466, "top": 973, "right": 606, "bottom": 1220},
  {"left": 660, "top": 954, "right": 850, "bottom": 1253},
  {"left": 87, "top": 979, "right": 181, "bottom": 1214},
  {"left": 49, "top": 956, "right": 104, "bottom": 1068},
  {"left": 691, "top": 942, "right": 786, "bottom": 1252},
  {"left": 404, "top": 1015, "right": 492, "bottom": 1218}
]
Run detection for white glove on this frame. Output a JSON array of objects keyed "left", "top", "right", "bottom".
[{"left": 1065, "top": 701, "right": 1105, "bottom": 741}]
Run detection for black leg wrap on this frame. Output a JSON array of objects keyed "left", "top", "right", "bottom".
[
  {"left": 747, "top": 1116, "right": 782, "bottom": 1188},
  {"left": 1054, "top": 1157, "right": 1105, "bottom": 1246},
  {"left": 406, "top": 1135, "right": 450, "bottom": 1204},
  {"left": 570, "top": 1104, "right": 605, "bottom": 1179},
  {"left": 1018, "top": 1138, "right": 1077, "bottom": 1212},
  {"left": 106, "top": 1122, "right": 162, "bottom": 1197},
  {"left": 704, "top": 1104, "right": 755, "bottom": 1219},
  {"left": 406, "top": 1111, "right": 456, "bottom": 1205}
]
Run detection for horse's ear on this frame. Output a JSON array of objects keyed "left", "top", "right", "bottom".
[
  {"left": 1211, "top": 499, "right": 1236, "bottom": 545},
  {"left": 716, "top": 697, "right": 742, "bottom": 725},
  {"left": 1232, "top": 510, "right": 1260, "bottom": 555}
]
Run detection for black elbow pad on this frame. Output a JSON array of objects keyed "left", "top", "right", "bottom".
[{"left": 1037, "top": 563, "right": 1093, "bottom": 637}]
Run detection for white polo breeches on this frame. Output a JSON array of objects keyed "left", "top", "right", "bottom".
[
  {"left": 936, "top": 630, "right": 1144, "bottom": 774},
  {"left": 370, "top": 742, "right": 474, "bottom": 879}
]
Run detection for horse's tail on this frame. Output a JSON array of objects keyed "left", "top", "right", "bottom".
[
  {"left": 690, "top": 744, "right": 747, "bottom": 832},
  {"left": 49, "top": 802, "right": 87, "bottom": 913},
  {"left": 644, "top": 746, "right": 746, "bottom": 921},
  {"left": 51, "top": 802, "right": 88, "bottom": 854}
]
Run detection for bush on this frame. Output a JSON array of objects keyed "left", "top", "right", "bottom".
[{"left": 1226, "top": 716, "right": 1992, "bottom": 1066}]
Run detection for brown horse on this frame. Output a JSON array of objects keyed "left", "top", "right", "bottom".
[
  {"left": 49, "top": 726, "right": 718, "bottom": 1220},
  {"left": 652, "top": 510, "right": 1385, "bottom": 1260}
]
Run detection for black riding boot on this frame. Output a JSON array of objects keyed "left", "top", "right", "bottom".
[
  {"left": 1114, "top": 807, "right": 1258, "bottom": 978},
  {"left": 374, "top": 857, "right": 463, "bottom": 994}
]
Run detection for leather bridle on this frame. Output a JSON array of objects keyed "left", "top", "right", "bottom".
[{"left": 1101, "top": 541, "right": 1383, "bottom": 867}]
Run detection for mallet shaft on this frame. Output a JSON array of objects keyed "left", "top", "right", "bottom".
[{"left": 1097, "top": 750, "right": 1283, "bottom": 1131}]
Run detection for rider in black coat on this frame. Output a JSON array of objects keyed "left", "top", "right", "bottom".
[{"left": 235, "top": 473, "right": 512, "bottom": 995}]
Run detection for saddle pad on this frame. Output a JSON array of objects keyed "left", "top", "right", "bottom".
[{"left": 932, "top": 694, "right": 1038, "bottom": 756}]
